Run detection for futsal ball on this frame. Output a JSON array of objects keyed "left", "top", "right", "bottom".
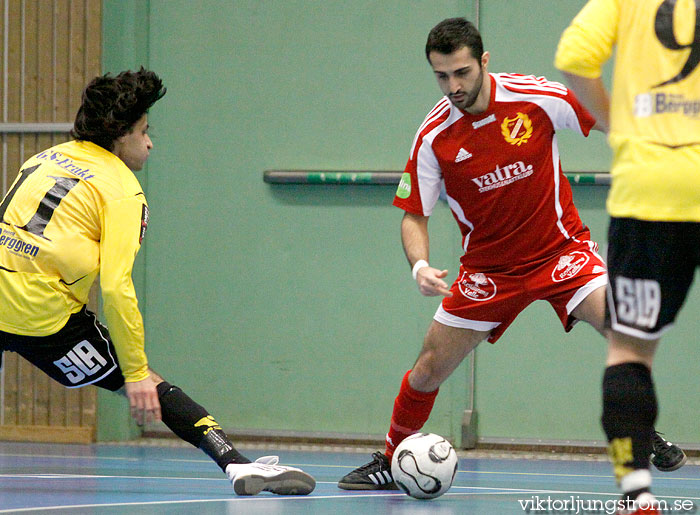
[{"left": 391, "top": 432, "right": 458, "bottom": 499}]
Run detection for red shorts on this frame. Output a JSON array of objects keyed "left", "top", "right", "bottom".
[{"left": 435, "top": 239, "right": 607, "bottom": 343}]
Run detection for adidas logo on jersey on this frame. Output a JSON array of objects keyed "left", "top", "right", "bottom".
[{"left": 455, "top": 148, "right": 472, "bottom": 163}]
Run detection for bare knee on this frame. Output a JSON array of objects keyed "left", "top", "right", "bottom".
[
  {"left": 571, "top": 285, "right": 606, "bottom": 336},
  {"left": 410, "top": 349, "right": 443, "bottom": 391},
  {"left": 607, "top": 331, "right": 658, "bottom": 368},
  {"left": 409, "top": 322, "right": 487, "bottom": 392}
]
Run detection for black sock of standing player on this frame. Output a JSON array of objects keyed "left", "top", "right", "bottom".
[
  {"left": 156, "top": 381, "right": 251, "bottom": 470},
  {"left": 601, "top": 363, "right": 657, "bottom": 498}
]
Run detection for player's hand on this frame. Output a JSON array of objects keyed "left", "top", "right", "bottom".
[
  {"left": 124, "top": 375, "right": 162, "bottom": 426},
  {"left": 416, "top": 267, "right": 453, "bottom": 297}
]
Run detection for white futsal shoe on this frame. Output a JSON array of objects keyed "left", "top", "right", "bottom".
[{"left": 225, "top": 455, "right": 316, "bottom": 495}]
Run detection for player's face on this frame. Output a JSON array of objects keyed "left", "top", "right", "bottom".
[
  {"left": 429, "top": 46, "right": 490, "bottom": 113},
  {"left": 112, "top": 115, "right": 153, "bottom": 171}
]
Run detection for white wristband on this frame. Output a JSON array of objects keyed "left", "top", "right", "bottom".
[{"left": 412, "top": 260, "right": 429, "bottom": 280}]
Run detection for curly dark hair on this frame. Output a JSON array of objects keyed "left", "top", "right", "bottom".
[
  {"left": 70, "top": 67, "right": 167, "bottom": 151},
  {"left": 425, "top": 18, "right": 484, "bottom": 63}
]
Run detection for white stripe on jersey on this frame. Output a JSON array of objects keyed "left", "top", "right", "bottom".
[
  {"left": 416, "top": 107, "right": 463, "bottom": 216},
  {"left": 425, "top": 96, "right": 451, "bottom": 120},
  {"left": 499, "top": 81, "right": 569, "bottom": 96},
  {"left": 446, "top": 192, "right": 475, "bottom": 253},
  {"left": 494, "top": 74, "right": 586, "bottom": 134},
  {"left": 498, "top": 74, "right": 568, "bottom": 95},
  {"left": 415, "top": 143, "right": 444, "bottom": 217},
  {"left": 409, "top": 98, "right": 451, "bottom": 159},
  {"left": 551, "top": 132, "right": 571, "bottom": 240}
]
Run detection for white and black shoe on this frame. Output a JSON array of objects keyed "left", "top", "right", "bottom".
[
  {"left": 225, "top": 456, "right": 316, "bottom": 495},
  {"left": 337, "top": 452, "right": 398, "bottom": 490},
  {"left": 651, "top": 431, "right": 686, "bottom": 472}
]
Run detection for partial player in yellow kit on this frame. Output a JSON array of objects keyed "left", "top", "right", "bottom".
[
  {"left": 556, "top": 1, "right": 700, "bottom": 513},
  {"left": 0, "top": 137, "right": 150, "bottom": 382}
]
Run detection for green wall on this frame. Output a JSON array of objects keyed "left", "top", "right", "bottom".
[{"left": 100, "top": 0, "right": 700, "bottom": 447}]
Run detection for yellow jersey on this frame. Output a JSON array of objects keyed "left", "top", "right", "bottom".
[
  {"left": 0, "top": 140, "right": 149, "bottom": 382},
  {"left": 555, "top": 0, "right": 700, "bottom": 221}
]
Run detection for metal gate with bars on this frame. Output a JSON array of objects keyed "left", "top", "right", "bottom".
[{"left": 0, "top": 0, "right": 101, "bottom": 443}]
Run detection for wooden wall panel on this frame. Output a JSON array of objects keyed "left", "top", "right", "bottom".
[
  {"left": 68, "top": 0, "right": 86, "bottom": 117},
  {"left": 85, "top": 0, "right": 100, "bottom": 84},
  {"left": 1, "top": 0, "right": 103, "bottom": 443},
  {"left": 3, "top": 1, "right": 22, "bottom": 189}
]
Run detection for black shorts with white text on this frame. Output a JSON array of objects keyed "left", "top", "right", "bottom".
[
  {"left": 605, "top": 217, "right": 700, "bottom": 339},
  {"left": 0, "top": 307, "right": 125, "bottom": 391}
]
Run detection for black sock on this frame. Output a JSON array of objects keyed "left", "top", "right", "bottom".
[
  {"left": 156, "top": 381, "right": 251, "bottom": 470},
  {"left": 601, "top": 363, "right": 657, "bottom": 486}
]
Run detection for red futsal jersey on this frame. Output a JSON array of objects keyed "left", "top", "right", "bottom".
[{"left": 394, "top": 73, "right": 596, "bottom": 272}]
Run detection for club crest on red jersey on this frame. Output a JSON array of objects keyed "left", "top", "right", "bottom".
[
  {"left": 551, "top": 251, "right": 590, "bottom": 282},
  {"left": 501, "top": 112, "right": 533, "bottom": 146},
  {"left": 458, "top": 271, "right": 497, "bottom": 301}
]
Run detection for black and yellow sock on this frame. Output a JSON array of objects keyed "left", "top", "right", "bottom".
[
  {"left": 156, "top": 381, "right": 251, "bottom": 470},
  {"left": 601, "top": 363, "right": 657, "bottom": 490}
]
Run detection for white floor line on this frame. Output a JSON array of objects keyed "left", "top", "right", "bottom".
[{"left": 2, "top": 483, "right": 699, "bottom": 513}]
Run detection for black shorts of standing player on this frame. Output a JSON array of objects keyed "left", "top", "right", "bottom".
[
  {"left": 605, "top": 217, "right": 700, "bottom": 339},
  {"left": 0, "top": 306, "right": 125, "bottom": 391}
]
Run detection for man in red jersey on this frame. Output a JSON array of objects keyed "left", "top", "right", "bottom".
[{"left": 338, "top": 17, "right": 684, "bottom": 491}]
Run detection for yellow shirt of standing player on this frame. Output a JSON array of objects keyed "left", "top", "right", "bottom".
[
  {"left": 0, "top": 140, "right": 149, "bottom": 382},
  {"left": 555, "top": 0, "right": 700, "bottom": 222}
]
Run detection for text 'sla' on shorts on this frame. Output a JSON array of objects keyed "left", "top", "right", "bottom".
[
  {"left": 606, "top": 217, "right": 700, "bottom": 340},
  {"left": 435, "top": 239, "right": 608, "bottom": 343},
  {"left": 0, "top": 307, "right": 125, "bottom": 391}
]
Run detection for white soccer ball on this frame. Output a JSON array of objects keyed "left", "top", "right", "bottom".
[{"left": 391, "top": 432, "right": 458, "bottom": 499}]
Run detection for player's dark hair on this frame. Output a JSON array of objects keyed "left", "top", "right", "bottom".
[
  {"left": 71, "top": 67, "right": 166, "bottom": 151},
  {"left": 425, "top": 18, "right": 484, "bottom": 63}
]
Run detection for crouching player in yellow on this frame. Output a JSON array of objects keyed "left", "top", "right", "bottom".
[{"left": 0, "top": 68, "right": 315, "bottom": 496}]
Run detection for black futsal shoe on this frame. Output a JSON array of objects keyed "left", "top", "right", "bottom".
[
  {"left": 651, "top": 431, "right": 687, "bottom": 472},
  {"left": 337, "top": 452, "right": 399, "bottom": 490}
]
